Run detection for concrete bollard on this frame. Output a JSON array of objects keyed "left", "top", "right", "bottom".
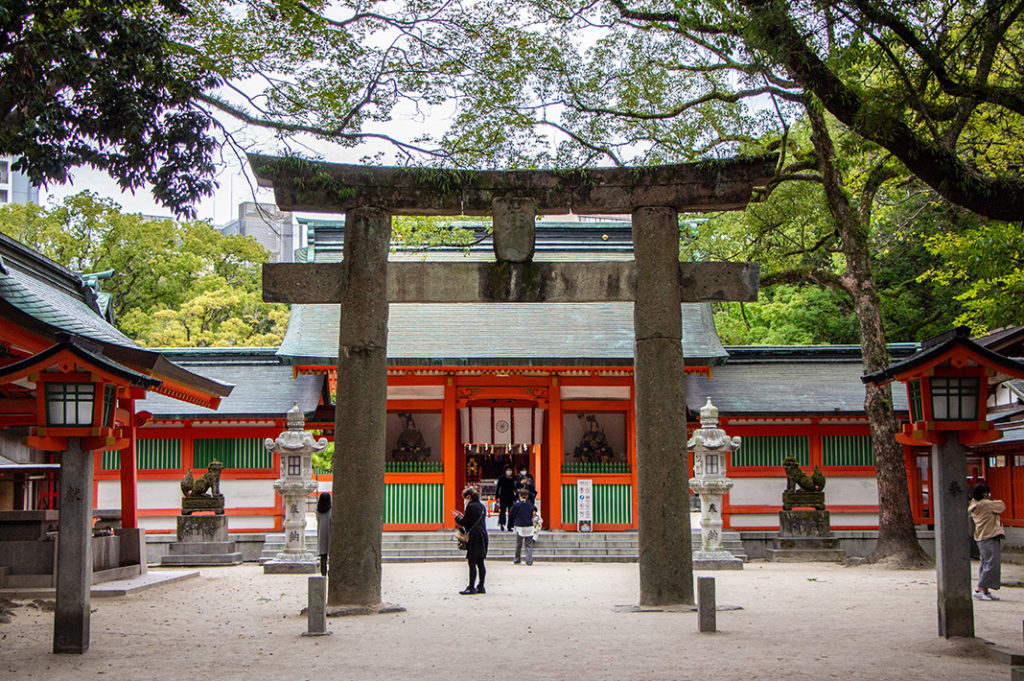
[
  {"left": 698, "top": 576, "right": 716, "bottom": 633},
  {"left": 302, "top": 575, "right": 331, "bottom": 637}
]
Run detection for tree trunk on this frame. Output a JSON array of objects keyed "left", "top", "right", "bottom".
[{"left": 807, "top": 106, "right": 930, "bottom": 567}]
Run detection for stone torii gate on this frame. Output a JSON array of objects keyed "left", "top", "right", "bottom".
[{"left": 250, "top": 154, "right": 774, "bottom": 608}]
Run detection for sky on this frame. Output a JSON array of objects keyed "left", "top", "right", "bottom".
[{"left": 40, "top": 157, "right": 276, "bottom": 226}]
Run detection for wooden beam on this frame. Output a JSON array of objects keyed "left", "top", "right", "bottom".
[{"left": 263, "top": 261, "right": 758, "bottom": 304}]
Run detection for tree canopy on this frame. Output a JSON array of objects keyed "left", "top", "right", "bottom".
[
  {"left": 0, "top": 192, "right": 289, "bottom": 346},
  {"left": 6, "top": 0, "right": 1024, "bottom": 224},
  {"left": 0, "top": 1, "right": 220, "bottom": 216}
]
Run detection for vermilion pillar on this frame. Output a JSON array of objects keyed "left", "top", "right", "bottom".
[
  {"left": 547, "top": 376, "right": 563, "bottom": 528},
  {"left": 118, "top": 398, "right": 138, "bottom": 528},
  {"left": 442, "top": 376, "right": 458, "bottom": 529}
]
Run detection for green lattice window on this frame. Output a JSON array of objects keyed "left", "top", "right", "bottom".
[
  {"left": 908, "top": 380, "right": 923, "bottom": 422},
  {"left": 194, "top": 438, "right": 272, "bottom": 469},
  {"left": 383, "top": 483, "right": 444, "bottom": 524},
  {"left": 102, "top": 439, "right": 184, "bottom": 471},
  {"left": 731, "top": 435, "right": 809, "bottom": 468},
  {"left": 101, "top": 450, "right": 120, "bottom": 470},
  {"left": 561, "top": 484, "right": 633, "bottom": 524},
  {"left": 822, "top": 435, "right": 874, "bottom": 467},
  {"left": 138, "top": 439, "right": 182, "bottom": 469}
]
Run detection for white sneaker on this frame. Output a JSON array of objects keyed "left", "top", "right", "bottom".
[
  {"left": 988, "top": 592, "right": 1000, "bottom": 601},
  {"left": 974, "top": 591, "right": 994, "bottom": 601}
]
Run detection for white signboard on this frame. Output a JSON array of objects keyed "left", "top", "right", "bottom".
[{"left": 577, "top": 479, "right": 593, "bottom": 532}]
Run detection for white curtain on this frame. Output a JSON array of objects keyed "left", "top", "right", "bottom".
[{"left": 461, "top": 406, "right": 545, "bottom": 445}]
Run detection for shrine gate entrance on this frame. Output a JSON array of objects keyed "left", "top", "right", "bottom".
[{"left": 253, "top": 154, "right": 774, "bottom": 607}]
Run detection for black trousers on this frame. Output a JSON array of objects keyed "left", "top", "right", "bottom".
[
  {"left": 498, "top": 501, "right": 513, "bottom": 529},
  {"left": 468, "top": 557, "right": 486, "bottom": 588}
]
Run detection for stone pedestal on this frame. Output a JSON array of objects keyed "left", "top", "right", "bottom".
[
  {"left": 160, "top": 515, "right": 242, "bottom": 566},
  {"left": 767, "top": 510, "right": 846, "bottom": 562}
]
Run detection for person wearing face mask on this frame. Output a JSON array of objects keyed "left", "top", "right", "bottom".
[
  {"left": 516, "top": 470, "right": 538, "bottom": 506},
  {"left": 496, "top": 465, "right": 517, "bottom": 532},
  {"left": 452, "top": 486, "right": 488, "bottom": 594}
]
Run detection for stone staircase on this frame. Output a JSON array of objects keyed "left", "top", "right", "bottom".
[{"left": 260, "top": 530, "right": 747, "bottom": 563}]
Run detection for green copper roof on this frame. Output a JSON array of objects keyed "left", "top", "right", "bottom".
[
  {"left": 687, "top": 360, "right": 910, "bottom": 414},
  {"left": 136, "top": 348, "right": 322, "bottom": 419},
  {"left": 0, "top": 234, "right": 136, "bottom": 347},
  {"left": 278, "top": 302, "right": 728, "bottom": 366}
]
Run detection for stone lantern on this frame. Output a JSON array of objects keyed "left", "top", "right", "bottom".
[
  {"left": 263, "top": 403, "right": 327, "bottom": 573},
  {"left": 687, "top": 398, "right": 742, "bottom": 570}
]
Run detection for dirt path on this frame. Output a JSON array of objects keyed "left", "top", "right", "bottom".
[{"left": 2, "top": 560, "right": 1022, "bottom": 681}]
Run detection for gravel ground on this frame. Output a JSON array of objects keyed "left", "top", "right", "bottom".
[{"left": 2, "top": 559, "right": 1023, "bottom": 681}]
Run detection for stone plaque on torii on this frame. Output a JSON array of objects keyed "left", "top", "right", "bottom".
[{"left": 250, "top": 154, "right": 774, "bottom": 608}]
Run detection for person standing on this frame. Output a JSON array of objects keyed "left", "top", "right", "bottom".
[
  {"left": 496, "top": 465, "right": 517, "bottom": 532},
  {"left": 516, "top": 469, "right": 538, "bottom": 506},
  {"left": 969, "top": 483, "right": 1005, "bottom": 601},
  {"left": 453, "top": 486, "right": 488, "bottom": 594},
  {"left": 508, "top": 488, "right": 536, "bottom": 565},
  {"left": 316, "top": 491, "right": 331, "bottom": 577}
]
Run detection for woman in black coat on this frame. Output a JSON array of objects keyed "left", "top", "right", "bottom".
[
  {"left": 316, "top": 492, "right": 331, "bottom": 576},
  {"left": 453, "top": 486, "right": 489, "bottom": 594}
]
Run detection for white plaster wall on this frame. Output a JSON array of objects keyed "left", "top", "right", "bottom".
[
  {"left": 387, "top": 385, "right": 444, "bottom": 400},
  {"left": 232, "top": 515, "right": 276, "bottom": 530},
  {"left": 827, "top": 512, "right": 880, "bottom": 527},
  {"left": 140, "top": 516, "right": 177, "bottom": 532},
  {"left": 96, "top": 480, "right": 122, "bottom": 509},
  {"left": 137, "top": 480, "right": 185, "bottom": 509},
  {"left": 107, "top": 479, "right": 276, "bottom": 511},
  {"left": 729, "top": 513, "right": 778, "bottom": 528},
  {"left": 219, "top": 478, "right": 276, "bottom": 507},
  {"left": 727, "top": 476, "right": 879, "bottom": 507},
  {"left": 560, "top": 386, "right": 630, "bottom": 400},
  {"left": 727, "top": 478, "right": 783, "bottom": 506},
  {"left": 824, "top": 477, "right": 879, "bottom": 505}
]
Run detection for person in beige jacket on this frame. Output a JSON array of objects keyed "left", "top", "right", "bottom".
[{"left": 969, "top": 483, "right": 1005, "bottom": 601}]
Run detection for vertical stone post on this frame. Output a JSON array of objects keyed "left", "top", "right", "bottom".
[
  {"left": 54, "top": 438, "right": 93, "bottom": 654},
  {"left": 492, "top": 198, "right": 536, "bottom": 263},
  {"left": 632, "top": 206, "right": 694, "bottom": 606},
  {"left": 932, "top": 436, "right": 973, "bottom": 638},
  {"left": 697, "top": 576, "right": 716, "bottom": 632},
  {"left": 303, "top": 575, "right": 330, "bottom": 636},
  {"left": 329, "top": 207, "right": 391, "bottom": 607}
]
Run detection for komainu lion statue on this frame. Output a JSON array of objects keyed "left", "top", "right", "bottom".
[
  {"left": 783, "top": 456, "right": 826, "bottom": 492},
  {"left": 181, "top": 460, "right": 224, "bottom": 497}
]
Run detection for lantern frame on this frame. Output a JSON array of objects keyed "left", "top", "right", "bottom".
[
  {"left": 0, "top": 340, "right": 159, "bottom": 451},
  {"left": 863, "top": 327, "right": 1024, "bottom": 446}
]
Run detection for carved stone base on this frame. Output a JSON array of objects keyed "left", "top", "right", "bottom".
[
  {"left": 264, "top": 552, "right": 318, "bottom": 574},
  {"left": 782, "top": 490, "right": 825, "bottom": 511},
  {"left": 768, "top": 510, "right": 846, "bottom": 563},
  {"left": 181, "top": 495, "right": 225, "bottom": 515},
  {"left": 176, "top": 514, "right": 229, "bottom": 542},
  {"left": 692, "top": 550, "right": 744, "bottom": 570},
  {"left": 160, "top": 515, "right": 243, "bottom": 566}
]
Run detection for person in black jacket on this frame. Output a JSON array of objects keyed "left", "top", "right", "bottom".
[
  {"left": 495, "top": 465, "right": 517, "bottom": 532},
  {"left": 453, "top": 486, "right": 489, "bottom": 594},
  {"left": 508, "top": 488, "right": 537, "bottom": 565},
  {"left": 316, "top": 492, "right": 331, "bottom": 576},
  {"left": 515, "top": 471, "right": 538, "bottom": 505}
]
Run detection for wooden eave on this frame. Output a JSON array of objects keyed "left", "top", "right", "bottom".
[{"left": 863, "top": 327, "right": 1024, "bottom": 387}]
